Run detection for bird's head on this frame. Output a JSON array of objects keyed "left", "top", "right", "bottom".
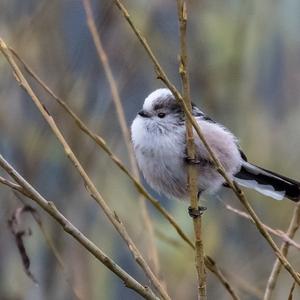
[{"left": 136, "top": 89, "right": 184, "bottom": 133}]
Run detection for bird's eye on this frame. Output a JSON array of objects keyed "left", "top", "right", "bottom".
[{"left": 157, "top": 112, "right": 166, "bottom": 118}]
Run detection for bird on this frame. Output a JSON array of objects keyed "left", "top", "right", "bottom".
[{"left": 131, "top": 88, "right": 300, "bottom": 212}]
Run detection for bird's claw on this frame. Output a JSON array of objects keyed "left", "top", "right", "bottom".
[
  {"left": 184, "top": 156, "right": 201, "bottom": 165},
  {"left": 188, "top": 206, "right": 207, "bottom": 218}
]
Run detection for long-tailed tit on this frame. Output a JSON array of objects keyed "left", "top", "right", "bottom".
[{"left": 131, "top": 89, "right": 300, "bottom": 210}]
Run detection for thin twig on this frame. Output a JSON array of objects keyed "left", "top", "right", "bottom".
[
  {"left": 6, "top": 43, "right": 240, "bottom": 300},
  {"left": 0, "top": 38, "right": 170, "bottom": 300},
  {"left": 176, "top": 1, "right": 206, "bottom": 298},
  {"left": 204, "top": 256, "right": 240, "bottom": 300},
  {"left": 81, "top": 0, "right": 161, "bottom": 279},
  {"left": 227, "top": 271, "right": 264, "bottom": 299},
  {"left": 0, "top": 155, "right": 159, "bottom": 300},
  {"left": 287, "top": 281, "right": 296, "bottom": 300},
  {"left": 0, "top": 176, "right": 29, "bottom": 195},
  {"left": 113, "top": 0, "right": 300, "bottom": 285},
  {"left": 225, "top": 203, "right": 300, "bottom": 251},
  {"left": 264, "top": 203, "right": 300, "bottom": 300}
]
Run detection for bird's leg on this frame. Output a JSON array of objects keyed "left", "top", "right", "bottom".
[
  {"left": 188, "top": 190, "right": 207, "bottom": 218},
  {"left": 188, "top": 206, "right": 207, "bottom": 218},
  {"left": 184, "top": 155, "right": 201, "bottom": 165}
]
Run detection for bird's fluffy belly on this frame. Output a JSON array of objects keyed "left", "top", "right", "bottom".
[
  {"left": 131, "top": 117, "right": 243, "bottom": 199},
  {"left": 135, "top": 135, "right": 188, "bottom": 198}
]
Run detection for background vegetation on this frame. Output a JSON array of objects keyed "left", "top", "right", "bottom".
[{"left": 1, "top": 0, "right": 300, "bottom": 299}]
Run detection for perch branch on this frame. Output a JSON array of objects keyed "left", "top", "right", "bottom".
[
  {"left": 8, "top": 47, "right": 240, "bottom": 300},
  {"left": 2, "top": 27, "right": 241, "bottom": 300},
  {"left": 113, "top": 0, "right": 300, "bottom": 285},
  {"left": 177, "top": 1, "right": 206, "bottom": 298}
]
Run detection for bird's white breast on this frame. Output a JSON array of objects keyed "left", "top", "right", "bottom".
[{"left": 131, "top": 116, "right": 188, "bottom": 198}]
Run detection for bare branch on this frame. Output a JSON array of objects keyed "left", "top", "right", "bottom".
[
  {"left": 288, "top": 281, "right": 296, "bottom": 300},
  {"left": 0, "top": 176, "right": 29, "bottom": 195},
  {"left": 81, "top": 0, "right": 161, "bottom": 279},
  {"left": 7, "top": 46, "right": 241, "bottom": 300},
  {"left": 113, "top": 0, "right": 300, "bottom": 285},
  {"left": 204, "top": 256, "right": 240, "bottom": 300},
  {"left": 0, "top": 154, "right": 159, "bottom": 300},
  {"left": 176, "top": 1, "right": 206, "bottom": 298},
  {"left": 264, "top": 203, "right": 300, "bottom": 300},
  {"left": 0, "top": 38, "right": 170, "bottom": 300},
  {"left": 8, "top": 46, "right": 194, "bottom": 250},
  {"left": 225, "top": 203, "right": 300, "bottom": 250}
]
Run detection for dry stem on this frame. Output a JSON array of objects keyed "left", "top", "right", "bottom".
[
  {"left": 0, "top": 38, "right": 170, "bottom": 300},
  {"left": 177, "top": 1, "right": 206, "bottom": 298},
  {"left": 81, "top": 0, "right": 161, "bottom": 278},
  {"left": 287, "top": 281, "right": 296, "bottom": 300},
  {"left": 204, "top": 256, "right": 240, "bottom": 300},
  {"left": 225, "top": 203, "right": 300, "bottom": 251},
  {"left": 113, "top": 0, "right": 300, "bottom": 285},
  {"left": 264, "top": 203, "right": 300, "bottom": 300},
  {"left": 0, "top": 155, "right": 159, "bottom": 300}
]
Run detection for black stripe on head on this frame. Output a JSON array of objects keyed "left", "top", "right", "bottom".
[
  {"left": 152, "top": 93, "right": 177, "bottom": 110},
  {"left": 192, "top": 104, "right": 216, "bottom": 123},
  {"left": 168, "top": 102, "right": 183, "bottom": 114},
  {"left": 153, "top": 103, "right": 164, "bottom": 111}
]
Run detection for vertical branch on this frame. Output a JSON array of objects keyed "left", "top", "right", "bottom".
[
  {"left": 81, "top": 0, "right": 160, "bottom": 277},
  {"left": 177, "top": 1, "right": 206, "bottom": 299},
  {"left": 264, "top": 203, "right": 300, "bottom": 300}
]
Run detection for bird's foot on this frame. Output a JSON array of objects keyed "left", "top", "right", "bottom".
[
  {"left": 184, "top": 156, "right": 201, "bottom": 165},
  {"left": 188, "top": 206, "right": 207, "bottom": 218}
]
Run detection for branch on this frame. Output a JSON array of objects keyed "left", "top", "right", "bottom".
[
  {"left": 225, "top": 203, "right": 300, "bottom": 251},
  {"left": 204, "top": 256, "right": 240, "bottom": 300},
  {"left": 177, "top": 1, "right": 206, "bottom": 298},
  {"left": 113, "top": 0, "right": 300, "bottom": 285},
  {"left": 8, "top": 46, "right": 194, "bottom": 250},
  {"left": 0, "top": 38, "right": 170, "bottom": 300},
  {"left": 81, "top": 0, "right": 161, "bottom": 279},
  {"left": 287, "top": 281, "right": 296, "bottom": 300},
  {"left": 7, "top": 47, "right": 241, "bottom": 300},
  {"left": 0, "top": 176, "right": 29, "bottom": 194},
  {"left": 264, "top": 203, "right": 300, "bottom": 300},
  {"left": 0, "top": 155, "right": 159, "bottom": 300}
]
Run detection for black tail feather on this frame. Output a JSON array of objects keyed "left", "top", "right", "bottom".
[{"left": 235, "top": 163, "right": 300, "bottom": 202}]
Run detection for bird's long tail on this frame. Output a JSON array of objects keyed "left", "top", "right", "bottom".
[{"left": 234, "top": 162, "right": 300, "bottom": 202}]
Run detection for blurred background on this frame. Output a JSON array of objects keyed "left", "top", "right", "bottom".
[{"left": 1, "top": 0, "right": 300, "bottom": 299}]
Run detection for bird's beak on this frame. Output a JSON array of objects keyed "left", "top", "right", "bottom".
[{"left": 138, "top": 110, "right": 151, "bottom": 118}]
